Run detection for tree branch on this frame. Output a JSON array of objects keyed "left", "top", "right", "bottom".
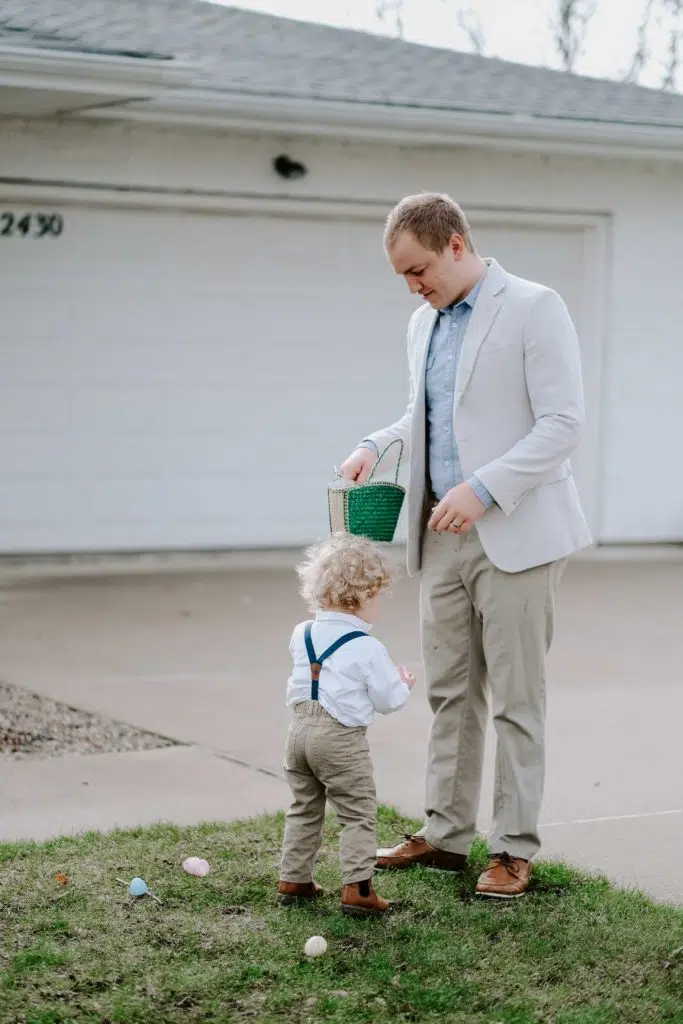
[
  {"left": 661, "top": 0, "right": 683, "bottom": 90},
  {"left": 624, "top": 0, "right": 656, "bottom": 83},
  {"left": 376, "top": 0, "right": 405, "bottom": 38},
  {"left": 456, "top": 7, "right": 486, "bottom": 55},
  {"left": 552, "top": 0, "right": 597, "bottom": 72}
]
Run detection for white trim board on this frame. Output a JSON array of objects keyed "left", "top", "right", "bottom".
[
  {"left": 74, "top": 88, "right": 683, "bottom": 162},
  {"left": 0, "top": 180, "right": 610, "bottom": 226}
]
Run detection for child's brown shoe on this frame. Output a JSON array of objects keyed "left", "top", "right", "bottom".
[
  {"left": 278, "top": 880, "right": 323, "bottom": 905},
  {"left": 341, "top": 880, "right": 391, "bottom": 917}
]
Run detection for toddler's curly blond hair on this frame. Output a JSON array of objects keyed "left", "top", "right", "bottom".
[{"left": 297, "top": 533, "right": 397, "bottom": 613}]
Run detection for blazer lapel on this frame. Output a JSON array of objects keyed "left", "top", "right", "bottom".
[
  {"left": 408, "top": 306, "right": 437, "bottom": 495},
  {"left": 413, "top": 305, "right": 438, "bottom": 413},
  {"left": 454, "top": 259, "right": 506, "bottom": 401}
]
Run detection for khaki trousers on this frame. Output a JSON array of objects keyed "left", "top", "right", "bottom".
[
  {"left": 279, "top": 702, "right": 377, "bottom": 885},
  {"left": 420, "top": 527, "right": 566, "bottom": 861}
]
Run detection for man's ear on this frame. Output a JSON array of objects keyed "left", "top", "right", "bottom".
[{"left": 449, "top": 233, "right": 466, "bottom": 260}]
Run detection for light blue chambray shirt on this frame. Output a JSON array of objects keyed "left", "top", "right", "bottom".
[
  {"left": 362, "top": 276, "right": 494, "bottom": 508},
  {"left": 424, "top": 277, "right": 493, "bottom": 505}
]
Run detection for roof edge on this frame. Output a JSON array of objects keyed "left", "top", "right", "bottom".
[
  {"left": 0, "top": 45, "right": 195, "bottom": 97},
  {"left": 78, "top": 86, "right": 683, "bottom": 161}
]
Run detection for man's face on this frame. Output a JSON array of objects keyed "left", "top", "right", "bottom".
[{"left": 387, "top": 231, "right": 468, "bottom": 309}]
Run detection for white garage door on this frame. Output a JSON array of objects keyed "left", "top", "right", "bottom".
[{"left": 0, "top": 200, "right": 593, "bottom": 553}]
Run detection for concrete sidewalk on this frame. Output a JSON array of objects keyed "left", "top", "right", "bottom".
[
  {"left": 0, "top": 559, "right": 681, "bottom": 903},
  {"left": 1, "top": 745, "right": 288, "bottom": 843}
]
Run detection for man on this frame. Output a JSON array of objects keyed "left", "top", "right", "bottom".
[{"left": 339, "top": 193, "right": 591, "bottom": 898}]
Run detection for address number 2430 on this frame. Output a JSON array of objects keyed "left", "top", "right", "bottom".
[{"left": 1, "top": 212, "right": 64, "bottom": 238}]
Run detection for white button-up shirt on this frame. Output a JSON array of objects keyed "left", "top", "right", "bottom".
[{"left": 286, "top": 611, "right": 410, "bottom": 728}]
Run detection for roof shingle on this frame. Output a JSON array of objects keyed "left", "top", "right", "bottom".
[{"left": 4, "top": 0, "right": 683, "bottom": 129}]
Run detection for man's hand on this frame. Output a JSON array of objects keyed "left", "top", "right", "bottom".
[
  {"left": 338, "top": 447, "right": 377, "bottom": 484},
  {"left": 398, "top": 665, "right": 416, "bottom": 689},
  {"left": 428, "top": 482, "right": 487, "bottom": 534}
]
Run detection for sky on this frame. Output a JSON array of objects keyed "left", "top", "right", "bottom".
[{"left": 212, "top": 0, "right": 678, "bottom": 90}]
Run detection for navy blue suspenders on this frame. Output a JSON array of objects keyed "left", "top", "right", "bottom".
[{"left": 303, "top": 621, "right": 366, "bottom": 701}]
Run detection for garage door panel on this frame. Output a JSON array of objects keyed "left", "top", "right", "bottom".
[
  {"left": 0, "top": 341, "right": 76, "bottom": 383},
  {"left": 0, "top": 387, "right": 72, "bottom": 430},
  {"left": 0, "top": 479, "right": 163, "bottom": 527},
  {"left": 68, "top": 438, "right": 172, "bottom": 477}
]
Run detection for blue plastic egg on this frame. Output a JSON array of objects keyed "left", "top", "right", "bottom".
[{"left": 129, "top": 877, "right": 149, "bottom": 897}]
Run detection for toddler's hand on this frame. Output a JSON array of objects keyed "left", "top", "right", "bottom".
[{"left": 398, "top": 665, "right": 416, "bottom": 689}]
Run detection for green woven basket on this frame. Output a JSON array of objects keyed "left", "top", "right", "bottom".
[{"left": 328, "top": 439, "right": 405, "bottom": 543}]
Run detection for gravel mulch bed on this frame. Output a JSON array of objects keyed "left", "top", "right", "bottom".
[{"left": 0, "top": 681, "right": 179, "bottom": 760}]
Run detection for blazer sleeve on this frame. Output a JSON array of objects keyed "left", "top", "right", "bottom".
[{"left": 474, "top": 289, "right": 585, "bottom": 515}]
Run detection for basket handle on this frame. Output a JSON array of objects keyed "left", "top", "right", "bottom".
[{"left": 368, "top": 438, "right": 404, "bottom": 484}]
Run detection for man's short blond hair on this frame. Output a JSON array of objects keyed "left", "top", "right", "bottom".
[
  {"left": 384, "top": 192, "right": 475, "bottom": 254},
  {"left": 297, "top": 534, "right": 396, "bottom": 613}
]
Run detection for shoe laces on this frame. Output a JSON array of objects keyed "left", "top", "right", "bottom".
[
  {"left": 490, "top": 851, "right": 522, "bottom": 877},
  {"left": 390, "top": 822, "right": 426, "bottom": 844}
]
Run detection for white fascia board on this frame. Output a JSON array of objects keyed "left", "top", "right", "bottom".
[
  {"left": 81, "top": 86, "right": 683, "bottom": 160},
  {"left": 0, "top": 45, "right": 196, "bottom": 99}
]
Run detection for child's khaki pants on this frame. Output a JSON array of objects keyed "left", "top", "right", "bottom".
[{"left": 279, "top": 701, "right": 377, "bottom": 885}]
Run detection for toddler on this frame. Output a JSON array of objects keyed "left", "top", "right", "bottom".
[{"left": 278, "top": 533, "right": 415, "bottom": 917}]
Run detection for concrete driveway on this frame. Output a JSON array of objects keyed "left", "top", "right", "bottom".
[{"left": 0, "top": 554, "right": 681, "bottom": 904}]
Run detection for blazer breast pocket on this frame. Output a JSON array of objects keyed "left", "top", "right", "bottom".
[{"left": 476, "top": 338, "right": 517, "bottom": 358}]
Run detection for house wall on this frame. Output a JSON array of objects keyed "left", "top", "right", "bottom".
[{"left": 3, "top": 116, "right": 683, "bottom": 543}]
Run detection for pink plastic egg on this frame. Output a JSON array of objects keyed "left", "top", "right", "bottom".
[{"left": 182, "top": 856, "right": 211, "bottom": 877}]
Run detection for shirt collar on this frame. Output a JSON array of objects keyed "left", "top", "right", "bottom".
[
  {"left": 441, "top": 272, "right": 485, "bottom": 316},
  {"left": 315, "top": 610, "right": 374, "bottom": 632}
]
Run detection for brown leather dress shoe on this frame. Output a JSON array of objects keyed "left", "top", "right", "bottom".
[
  {"left": 476, "top": 853, "right": 532, "bottom": 898},
  {"left": 341, "top": 880, "right": 391, "bottom": 917},
  {"left": 277, "top": 880, "right": 323, "bottom": 905},
  {"left": 376, "top": 831, "right": 467, "bottom": 872}
]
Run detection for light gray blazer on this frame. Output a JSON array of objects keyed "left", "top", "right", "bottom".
[{"left": 366, "top": 259, "right": 592, "bottom": 575}]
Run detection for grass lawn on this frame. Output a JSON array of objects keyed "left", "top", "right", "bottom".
[{"left": 1, "top": 807, "right": 682, "bottom": 1024}]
